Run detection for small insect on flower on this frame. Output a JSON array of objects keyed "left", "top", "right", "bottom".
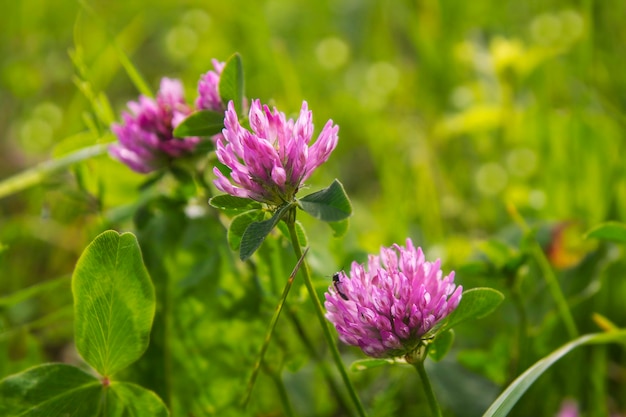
[{"left": 332, "top": 272, "right": 349, "bottom": 301}]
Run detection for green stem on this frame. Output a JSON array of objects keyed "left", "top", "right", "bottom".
[
  {"left": 242, "top": 246, "right": 309, "bottom": 407},
  {"left": 0, "top": 143, "right": 109, "bottom": 200},
  {"left": 263, "top": 363, "right": 295, "bottom": 417},
  {"left": 286, "top": 219, "right": 367, "bottom": 417},
  {"left": 507, "top": 203, "right": 579, "bottom": 339},
  {"left": 508, "top": 277, "right": 529, "bottom": 379},
  {"left": 529, "top": 241, "right": 579, "bottom": 339},
  {"left": 413, "top": 360, "right": 442, "bottom": 417},
  {"left": 285, "top": 306, "right": 353, "bottom": 413}
]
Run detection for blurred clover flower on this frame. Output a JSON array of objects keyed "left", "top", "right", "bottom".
[
  {"left": 110, "top": 78, "right": 199, "bottom": 173},
  {"left": 325, "top": 238, "right": 462, "bottom": 358},
  {"left": 213, "top": 99, "right": 338, "bottom": 205},
  {"left": 195, "top": 59, "right": 226, "bottom": 112},
  {"left": 556, "top": 400, "right": 579, "bottom": 417}
]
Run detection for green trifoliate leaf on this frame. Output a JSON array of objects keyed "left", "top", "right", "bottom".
[
  {"left": 0, "top": 363, "right": 170, "bottom": 417},
  {"left": 210, "top": 194, "right": 262, "bottom": 212},
  {"left": 240, "top": 204, "right": 292, "bottom": 261},
  {"left": 227, "top": 209, "right": 266, "bottom": 251},
  {"left": 72, "top": 230, "right": 156, "bottom": 377},
  {"left": 173, "top": 110, "right": 225, "bottom": 137},
  {"left": 219, "top": 53, "right": 244, "bottom": 115},
  {"left": 484, "top": 330, "right": 626, "bottom": 417},
  {"left": 428, "top": 329, "right": 455, "bottom": 362},
  {"left": 298, "top": 179, "right": 352, "bottom": 222},
  {"left": 441, "top": 287, "right": 504, "bottom": 333},
  {"left": 0, "top": 363, "right": 101, "bottom": 416},
  {"left": 585, "top": 221, "right": 626, "bottom": 243}
]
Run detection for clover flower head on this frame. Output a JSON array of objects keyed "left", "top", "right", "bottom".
[
  {"left": 110, "top": 77, "right": 199, "bottom": 173},
  {"left": 556, "top": 400, "right": 579, "bottom": 417},
  {"left": 195, "top": 59, "right": 226, "bottom": 112},
  {"left": 325, "top": 238, "right": 462, "bottom": 358},
  {"left": 213, "top": 99, "right": 339, "bottom": 205}
]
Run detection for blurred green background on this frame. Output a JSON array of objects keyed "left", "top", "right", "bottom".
[{"left": 1, "top": 1, "right": 626, "bottom": 416}]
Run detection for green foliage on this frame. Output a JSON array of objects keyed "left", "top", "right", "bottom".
[
  {"left": 240, "top": 204, "right": 292, "bottom": 261},
  {"left": 2, "top": 2, "right": 626, "bottom": 416},
  {"left": 0, "top": 363, "right": 169, "bottom": 417},
  {"left": 72, "top": 231, "right": 155, "bottom": 377},
  {"left": 441, "top": 288, "right": 505, "bottom": 333},
  {"left": 298, "top": 179, "right": 352, "bottom": 222},
  {"left": 218, "top": 53, "right": 245, "bottom": 115},
  {"left": 0, "top": 363, "right": 102, "bottom": 416},
  {"left": 173, "top": 110, "right": 225, "bottom": 137},
  {"left": 484, "top": 330, "right": 626, "bottom": 417},
  {"left": 586, "top": 222, "right": 626, "bottom": 244},
  {"left": 0, "top": 231, "right": 167, "bottom": 417}
]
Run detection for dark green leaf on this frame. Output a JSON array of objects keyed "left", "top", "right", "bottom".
[
  {"left": 218, "top": 53, "right": 244, "bottom": 115},
  {"left": 0, "top": 363, "right": 101, "bottom": 416},
  {"left": 585, "top": 221, "right": 626, "bottom": 243},
  {"left": 210, "top": 194, "right": 262, "bottom": 212},
  {"left": 72, "top": 230, "right": 156, "bottom": 377},
  {"left": 240, "top": 205, "right": 292, "bottom": 261},
  {"left": 0, "top": 364, "right": 170, "bottom": 417},
  {"left": 484, "top": 330, "right": 626, "bottom": 417},
  {"left": 441, "top": 287, "right": 504, "bottom": 332},
  {"left": 172, "top": 110, "right": 225, "bottom": 137},
  {"left": 428, "top": 329, "right": 455, "bottom": 362},
  {"left": 227, "top": 209, "right": 266, "bottom": 251},
  {"left": 298, "top": 179, "right": 352, "bottom": 222}
]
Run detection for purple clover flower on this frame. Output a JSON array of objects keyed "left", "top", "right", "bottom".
[
  {"left": 325, "top": 238, "right": 462, "bottom": 358},
  {"left": 195, "top": 59, "right": 226, "bottom": 112},
  {"left": 110, "top": 78, "right": 200, "bottom": 173},
  {"left": 556, "top": 400, "right": 579, "bottom": 417},
  {"left": 213, "top": 99, "right": 339, "bottom": 205}
]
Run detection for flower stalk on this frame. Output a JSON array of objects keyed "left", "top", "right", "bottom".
[
  {"left": 286, "top": 218, "right": 367, "bottom": 417},
  {"left": 408, "top": 348, "right": 443, "bottom": 417}
]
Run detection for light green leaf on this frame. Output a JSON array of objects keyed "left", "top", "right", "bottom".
[
  {"left": 107, "top": 382, "right": 169, "bottom": 417},
  {"left": 277, "top": 220, "right": 309, "bottom": 248},
  {"left": 72, "top": 230, "right": 156, "bottom": 377},
  {"left": 350, "top": 358, "right": 404, "bottom": 372},
  {"left": 585, "top": 221, "right": 626, "bottom": 244},
  {"left": 173, "top": 110, "right": 225, "bottom": 137},
  {"left": 0, "top": 363, "right": 102, "bottom": 416},
  {"left": 218, "top": 53, "right": 244, "bottom": 115},
  {"left": 428, "top": 329, "right": 455, "bottom": 362},
  {"left": 329, "top": 218, "right": 349, "bottom": 238},
  {"left": 483, "top": 330, "right": 626, "bottom": 417},
  {"left": 210, "top": 194, "right": 262, "bottom": 212},
  {"left": 441, "top": 287, "right": 504, "bottom": 332},
  {"left": 227, "top": 209, "right": 266, "bottom": 251},
  {"left": 298, "top": 179, "right": 352, "bottom": 222},
  {"left": 240, "top": 205, "right": 292, "bottom": 261}
]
